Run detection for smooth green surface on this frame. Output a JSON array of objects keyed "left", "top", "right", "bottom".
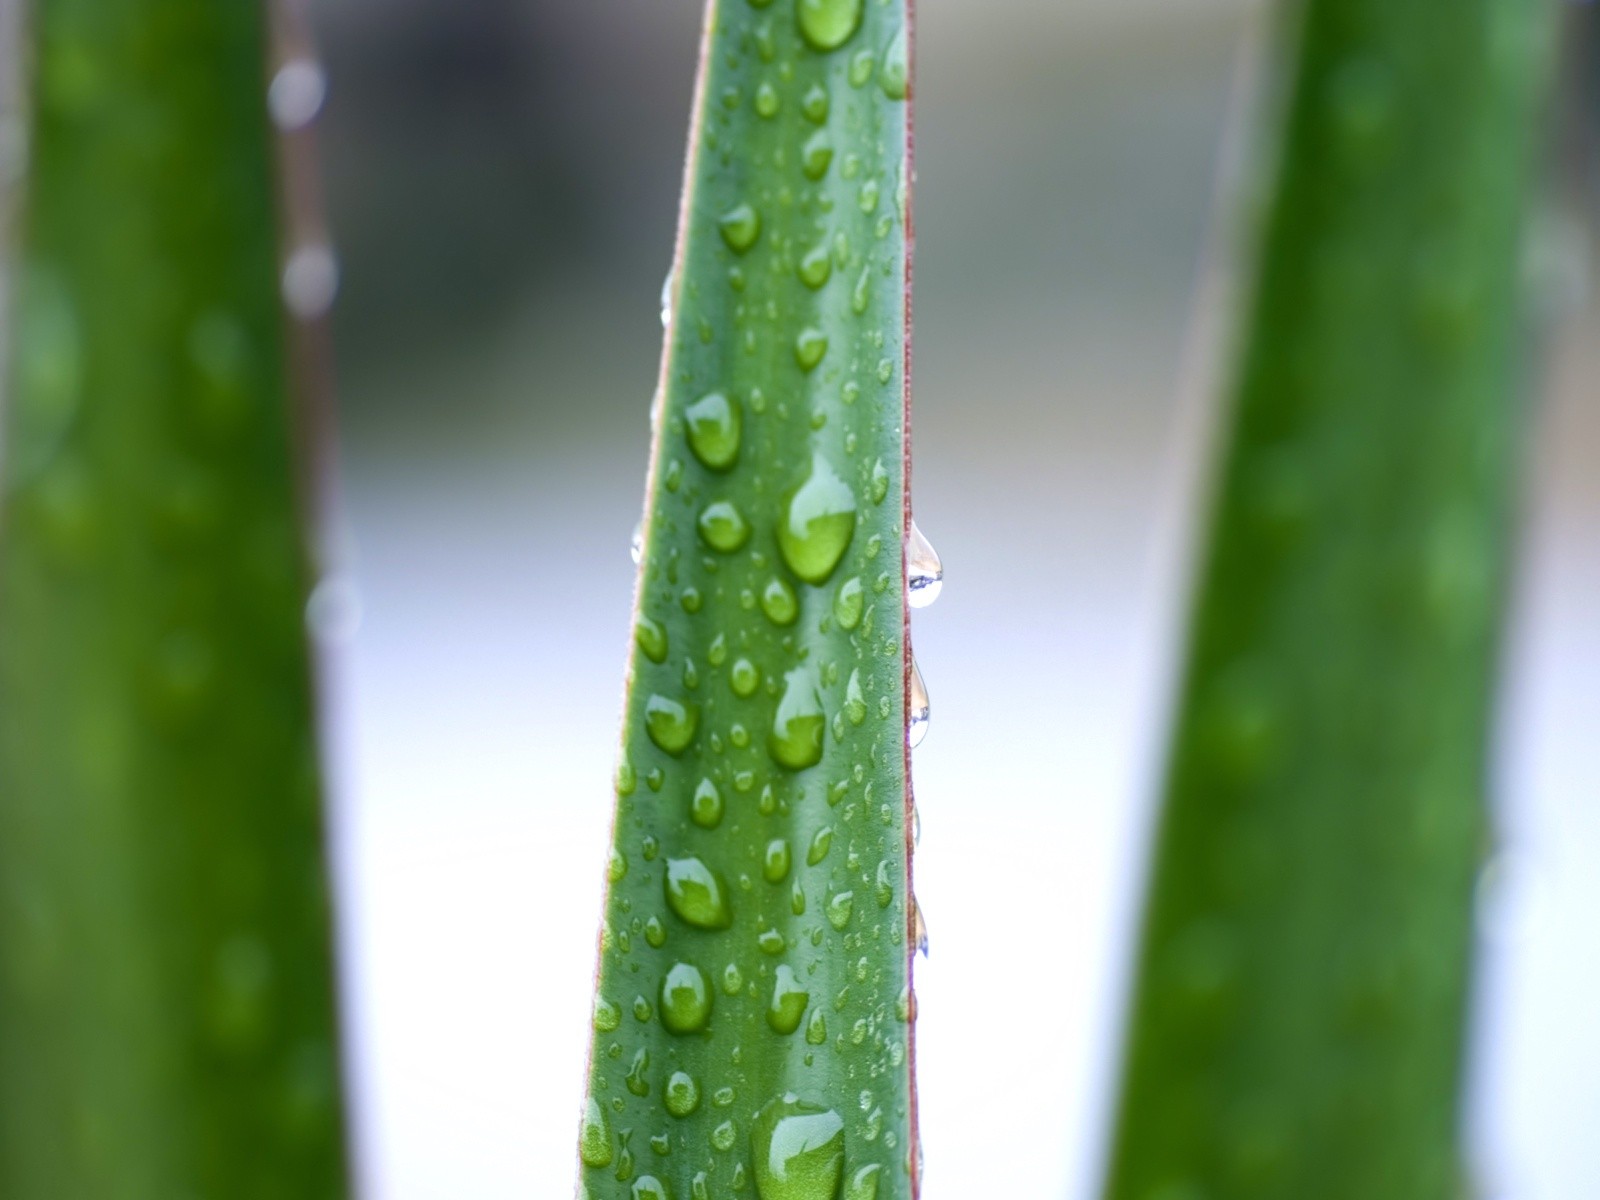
[
  {"left": 581, "top": 1, "right": 915, "bottom": 1197},
  {"left": 1106, "top": 2, "right": 1550, "bottom": 1198},
  {"left": 0, "top": 3, "right": 346, "bottom": 1197}
]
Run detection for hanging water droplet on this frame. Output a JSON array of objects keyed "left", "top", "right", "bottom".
[
  {"left": 769, "top": 666, "right": 826, "bottom": 770},
  {"left": 750, "top": 1094, "right": 846, "bottom": 1200},
  {"left": 906, "top": 522, "right": 942, "bottom": 608},
  {"left": 281, "top": 243, "right": 339, "bottom": 319},
  {"left": 664, "top": 857, "right": 733, "bottom": 929},
  {"left": 686, "top": 391, "right": 743, "bottom": 471},
  {"left": 797, "top": 0, "right": 864, "bottom": 52},
  {"left": 268, "top": 57, "right": 327, "bottom": 131},
  {"left": 767, "top": 965, "right": 811, "bottom": 1034},
  {"left": 908, "top": 660, "right": 929, "bottom": 748},
  {"left": 630, "top": 521, "right": 644, "bottom": 564},
  {"left": 912, "top": 896, "right": 929, "bottom": 957},
  {"left": 778, "top": 453, "right": 857, "bottom": 584},
  {"left": 660, "top": 962, "right": 714, "bottom": 1034},
  {"left": 660, "top": 266, "right": 675, "bottom": 328}
]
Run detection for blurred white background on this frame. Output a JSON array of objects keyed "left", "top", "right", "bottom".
[{"left": 304, "top": 0, "right": 1600, "bottom": 1195}]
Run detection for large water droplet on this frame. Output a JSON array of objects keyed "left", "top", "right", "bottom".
[
  {"left": 751, "top": 1094, "right": 846, "bottom": 1200},
  {"left": 797, "top": 0, "right": 863, "bottom": 52},
  {"left": 660, "top": 962, "right": 714, "bottom": 1034},
  {"left": 763, "top": 838, "right": 792, "bottom": 884},
  {"left": 906, "top": 522, "right": 942, "bottom": 608},
  {"left": 699, "top": 500, "right": 752, "bottom": 552},
  {"left": 879, "top": 26, "right": 909, "bottom": 100},
  {"left": 767, "top": 965, "right": 811, "bottom": 1034},
  {"left": 645, "top": 694, "right": 699, "bottom": 755},
  {"left": 720, "top": 203, "right": 762, "bottom": 253},
  {"left": 686, "top": 392, "right": 742, "bottom": 471},
  {"left": 636, "top": 615, "right": 669, "bottom": 663},
  {"left": 834, "top": 576, "right": 865, "bottom": 630},
  {"left": 794, "top": 328, "right": 829, "bottom": 372},
  {"left": 580, "top": 1096, "right": 614, "bottom": 1166},
  {"left": 779, "top": 453, "right": 857, "bottom": 584},
  {"left": 664, "top": 857, "right": 733, "bottom": 929},
  {"left": 665, "top": 1070, "right": 702, "bottom": 1118},
  {"left": 769, "top": 666, "right": 826, "bottom": 770},
  {"left": 908, "top": 661, "right": 929, "bottom": 748}
]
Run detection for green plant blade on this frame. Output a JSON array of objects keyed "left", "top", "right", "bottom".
[
  {"left": 0, "top": 4, "right": 347, "bottom": 1196},
  {"left": 580, "top": 2, "right": 917, "bottom": 1197},
  {"left": 1105, "top": 3, "right": 1552, "bottom": 1199}
]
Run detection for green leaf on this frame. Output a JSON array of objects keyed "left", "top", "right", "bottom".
[
  {"left": 580, "top": 1, "right": 916, "bottom": 1196},
  {"left": 0, "top": 4, "right": 346, "bottom": 1195},
  {"left": 1105, "top": 3, "right": 1554, "bottom": 1199}
]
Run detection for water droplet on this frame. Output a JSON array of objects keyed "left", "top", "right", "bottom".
[
  {"left": 756, "top": 80, "right": 780, "bottom": 118},
  {"left": 644, "top": 916, "right": 667, "bottom": 948},
  {"left": 879, "top": 27, "right": 908, "bottom": 100},
  {"left": 268, "top": 57, "right": 327, "bottom": 130},
  {"left": 769, "top": 666, "right": 826, "bottom": 770},
  {"left": 804, "top": 1007, "right": 828, "bottom": 1045},
  {"left": 875, "top": 860, "right": 894, "bottom": 907},
  {"left": 594, "top": 995, "right": 622, "bottom": 1032},
  {"left": 894, "top": 985, "right": 914, "bottom": 1022},
  {"left": 691, "top": 778, "right": 725, "bottom": 829},
  {"left": 634, "top": 994, "right": 653, "bottom": 1021},
  {"left": 731, "top": 657, "right": 761, "bottom": 697},
  {"left": 842, "top": 669, "right": 867, "bottom": 726},
  {"left": 645, "top": 694, "right": 699, "bottom": 755},
  {"left": 912, "top": 897, "right": 929, "bottom": 957},
  {"left": 797, "top": 0, "right": 863, "bottom": 52},
  {"left": 758, "top": 927, "right": 787, "bottom": 955},
  {"left": 660, "top": 267, "right": 675, "bottom": 328},
  {"left": 626, "top": 1047, "right": 652, "bottom": 1096},
  {"left": 845, "top": 1164, "right": 882, "bottom": 1200},
  {"left": 631, "top": 521, "right": 644, "bottom": 564},
  {"left": 751, "top": 1095, "right": 845, "bottom": 1200},
  {"left": 807, "top": 826, "right": 834, "bottom": 866},
  {"left": 762, "top": 577, "right": 800, "bottom": 626},
  {"left": 665, "top": 1070, "right": 702, "bottom": 1118},
  {"left": 794, "top": 328, "right": 829, "bottom": 372},
  {"left": 802, "top": 84, "right": 830, "bottom": 123},
  {"left": 779, "top": 453, "right": 857, "bottom": 584},
  {"left": 834, "top": 577, "right": 865, "bottom": 630},
  {"left": 908, "top": 661, "right": 929, "bottom": 748},
  {"left": 699, "top": 500, "right": 751, "bottom": 552},
  {"left": 711, "top": 1120, "right": 737, "bottom": 1152},
  {"left": 660, "top": 962, "right": 714, "bottom": 1034},
  {"left": 798, "top": 244, "right": 833, "bottom": 289},
  {"left": 632, "top": 1175, "right": 670, "bottom": 1200},
  {"left": 580, "top": 1096, "right": 614, "bottom": 1166},
  {"left": 664, "top": 858, "right": 733, "bottom": 929},
  {"left": 763, "top": 838, "right": 793, "bottom": 884},
  {"left": 907, "top": 522, "right": 942, "bottom": 607},
  {"left": 281, "top": 243, "right": 339, "bottom": 319},
  {"left": 686, "top": 391, "right": 743, "bottom": 471},
  {"left": 826, "top": 890, "right": 855, "bottom": 931},
  {"left": 767, "top": 965, "right": 811, "bottom": 1034},
  {"left": 636, "top": 615, "right": 669, "bottom": 663},
  {"left": 801, "top": 131, "right": 834, "bottom": 181},
  {"left": 720, "top": 203, "right": 762, "bottom": 253}
]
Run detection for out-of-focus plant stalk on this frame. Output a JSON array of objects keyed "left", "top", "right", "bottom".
[{"left": 1106, "top": 2, "right": 1554, "bottom": 1198}]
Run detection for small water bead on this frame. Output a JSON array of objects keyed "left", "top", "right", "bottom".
[
  {"left": 762, "top": 577, "right": 799, "bottom": 626},
  {"left": 826, "top": 890, "right": 855, "bottom": 931},
  {"left": 660, "top": 962, "right": 714, "bottom": 1034},
  {"left": 767, "top": 966, "right": 811, "bottom": 1034},
  {"left": 646, "top": 770, "right": 665, "bottom": 794},
  {"left": 698, "top": 500, "right": 751, "bottom": 552},
  {"left": 648, "top": 1132, "right": 670, "bottom": 1156},
  {"left": 779, "top": 453, "right": 858, "bottom": 584},
  {"left": 580, "top": 1097, "right": 614, "bottom": 1166},
  {"left": 834, "top": 577, "right": 865, "bottom": 631},
  {"left": 879, "top": 26, "right": 909, "bottom": 100},
  {"left": 794, "top": 328, "right": 829, "bottom": 373},
  {"left": 906, "top": 522, "right": 943, "bottom": 608},
  {"left": 723, "top": 964, "right": 745, "bottom": 995},
  {"left": 626, "top": 1048, "right": 652, "bottom": 1096},
  {"left": 804, "top": 1007, "right": 828, "bottom": 1045},
  {"left": 875, "top": 861, "right": 894, "bottom": 907},
  {"left": 632, "top": 1176, "right": 669, "bottom": 1200},
  {"left": 843, "top": 669, "right": 867, "bottom": 726},
  {"left": 755, "top": 80, "right": 780, "bottom": 118},
  {"left": 685, "top": 391, "right": 742, "bottom": 471},
  {"left": 636, "top": 616, "right": 669, "bottom": 663},
  {"left": 797, "top": 0, "right": 863, "bottom": 51},
  {"left": 867, "top": 459, "right": 890, "bottom": 506},
  {"left": 758, "top": 928, "right": 787, "bottom": 955},
  {"left": 645, "top": 695, "right": 699, "bottom": 755},
  {"left": 801, "top": 83, "right": 829, "bottom": 123},
  {"left": 634, "top": 995, "right": 654, "bottom": 1021},
  {"left": 908, "top": 661, "right": 929, "bottom": 748},
  {"left": 720, "top": 203, "right": 762, "bottom": 253},
  {"left": 711, "top": 1120, "right": 738, "bottom": 1152},
  {"left": 731, "top": 658, "right": 761, "bottom": 697},
  {"left": 851, "top": 269, "right": 871, "bottom": 315},
  {"left": 798, "top": 244, "right": 833, "bottom": 289},
  {"left": 609, "top": 848, "right": 629, "bottom": 883},
  {"left": 691, "top": 778, "right": 725, "bottom": 829},
  {"left": 845, "top": 1164, "right": 882, "bottom": 1200},
  {"left": 849, "top": 49, "right": 875, "bottom": 87},
  {"left": 665, "top": 1070, "right": 701, "bottom": 1118},
  {"left": 912, "top": 898, "right": 929, "bottom": 957},
  {"left": 644, "top": 916, "right": 667, "bottom": 948},
  {"left": 763, "top": 838, "right": 792, "bottom": 883},
  {"left": 708, "top": 634, "right": 727, "bottom": 666},
  {"left": 790, "top": 880, "right": 808, "bottom": 915},
  {"left": 664, "top": 858, "right": 734, "bottom": 930},
  {"left": 660, "top": 267, "right": 675, "bottom": 328},
  {"left": 630, "top": 521, "right": 644, "bottom": 564},
  {"left": 751, "top": 1095, "right": 846, "bottom": 1200},
  {"left": 770, "top": 666, "right": 827, "bottom": 771},
  {"left": 594, "top": 996, "right": 622, "bottom": 1032},
  {"left": 801, "top": 131, "right": 834, "bottom": 181},
  {"left": 681, "top": 588, "right": 703, "bottom": 613},
  {"left": 807, "top": 826, "right": 834, "bottom": 866}
]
